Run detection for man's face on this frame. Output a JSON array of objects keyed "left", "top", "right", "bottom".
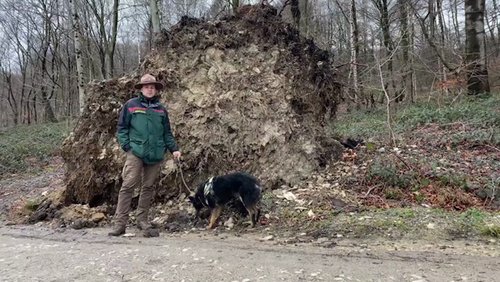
[{"left": 141, "top": 84, "right": 157, "bottom": 98}]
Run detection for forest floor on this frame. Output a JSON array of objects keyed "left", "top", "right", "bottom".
[{"left": 1, "top": 95, "right": 499, "bottom": 247}]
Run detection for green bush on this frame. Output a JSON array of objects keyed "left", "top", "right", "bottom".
[{"left": 0, "top": 122, "right": 71, "bottom": 176}]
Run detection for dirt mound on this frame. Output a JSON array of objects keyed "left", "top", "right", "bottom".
[{"left": 61, "top": 4, "right": 342, "bottom": 206}]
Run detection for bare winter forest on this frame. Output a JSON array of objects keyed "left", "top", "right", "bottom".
[
  {"left": 1, "top": 2, "right": 499, "bottom": 270},
  {"left": 0, "top": 0, "right": 497, "bottom": 127}
]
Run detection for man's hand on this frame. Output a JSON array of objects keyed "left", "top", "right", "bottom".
[{"left": 172, "top": 151, "right": 181, "bottom": 160}]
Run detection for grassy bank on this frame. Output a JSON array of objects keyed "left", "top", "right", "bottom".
[
  {"left": 335, "top": 94, "right": 499, "bottom": 144},
  {"left": 0, "top": 121, "right": 72, "bottom": 177}
]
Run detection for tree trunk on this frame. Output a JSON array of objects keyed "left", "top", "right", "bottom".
[
  {"left": 399, "top": 0, "right": 410, "bottom": 102},
  {"left": 436, "top": 0, "right": 448, "bottom": 96},
  {"left": 349, "top": 0, "right": 360, "bottom": 104},
  {"left": 42, "top": 94, "right": 57, "bottom": 123},
  {"left": 451, "top": 0, "right": 461, "bottom": 46},
  {"left": 150, "top": 0, "right": 161, "bottom": 34},
  {"left": 149, "top": 0, "right": 162, "bottom": 48},
  {"left": 428, "top": 0, "right": 436, "bottom": 40},
  {"left": 410, "top": 15, "right": 417, "bottom": 103},
  {"left": 32, "top": 93, "right": 38, "bottom": 124},
  {"left": 374, "top": 0, "right": 398, "bottom": 101},
  {"left": 232, "top": 0, "right": 240, "bottom": 14},
  {"left": 493, "top": 0, "right": 500, "bottom": 53},
  {"left": 485, "top": 10, "right": 496, "bottom": 47},
  {"left": 291, "top": 0, "right": 300, "bottom": 30},
  {"left": 2, "top": 71, "right": 19, "bottom": 125},
  {"left": 0, "top": 88, "right": 5, "bottom": 127},
  {"left": 40, "top": 45, "right": 58, "bottom": 123},
  {"left": 465, "top": 0, "right": 490, "bottom": 95},
  {"left": 70, "top": 0, "right": 86, "bottom": 114},
  {"left": 484, "top": 4, "right": 498, "bottom": 55},
  {"left": 301, "top": 0, "right": 310, "bottom": 36},
  {"left": 105, "top": 0, "right": 119, "bottom": 78},
  {"left": 39, "top": 3, "right": 58, "bottom": 123}
]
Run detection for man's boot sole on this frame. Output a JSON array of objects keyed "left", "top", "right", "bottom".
[{"left": 108, "top": 228, "right": 126, "bottom": 236}]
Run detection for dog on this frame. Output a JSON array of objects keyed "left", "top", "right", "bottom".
[{"left": 188, "top": 172, "right": 262, "bottom": 229}]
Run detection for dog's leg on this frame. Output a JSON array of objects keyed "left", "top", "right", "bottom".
[
  {"left": 255, "top": 207, "right": 261, "bottom": 226},
  {"left": 246, "top": 205, "right": 259, "bottom": 227},
  {"left": 244, "top": 205, "right": 253, "bottom": 226},
  {"left": 207, "top": 206, "right": 222, "bottom": 229}
]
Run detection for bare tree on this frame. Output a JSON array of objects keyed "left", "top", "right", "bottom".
[
  {"left": 19, "top": 0, "right": 59, "bottom": 123},
  {"left": 374, "top": 45, "right": 396, "bottom": 146},
  {"left": 398, "top": 0, "right": 412, "bottom": 102},
  {"left": 1, "top": 0, "right": 498, "bottom": 127},
  {"left": 465, "top": 0, "right": 490, "bottom": 95},
  {"left": 107, "top": 0, "right": 119, "bottom": 78},
  {"left": 436, "top": 0, "right": 450, "bottom": 96},
  {"left": 163, "top": 0, "right": 210, "bottom": 23},
  {"left": 334, "top": 0, "right": 361, "bottom": 105},
  {"left": 0, "top": 63, "right": 18, "bottom": 125},
  {"left": 371, "top": 0, "right": 400, "bottom": 101},
  {"left": 300, "top": 0, "right": 310, "bottom": 36},
  {"left": 150, "top": 0, "right": 161, "bottom": 34},
  {"left": 70, "top": 0, "right": 86, "bottom": 114},
  {"left": 410, "top": 1, "right": 455, "bottom": 71},
  {"left": 493, "top": 0, "right": 500, "bottom": 50},
  {"left": 231, "top": 0, "right": 240, "bottom": 14},
  {"left": 450, "top": 0, "right": 461, "bottom": 46},
  {"left": 291, "top": 0, "right": 300, "bottom": 29},
  {"left": 84, "top": 0, "right": 120, "bottom": 79},
  {"left": 349, "top": 0, "right": 360, "bottom": 104}
]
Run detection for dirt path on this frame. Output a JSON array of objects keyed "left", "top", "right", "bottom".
[
  {"left": 0, "top": 224, "right": 498, "bottom": 281},
  {"left": 0, "top": 159, "right": 64, "bottom": 222},
  {"left": 1, "top": 164, "right": 499, "bottom": 281}
]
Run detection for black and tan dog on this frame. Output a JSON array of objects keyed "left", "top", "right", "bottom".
[{"left": 188, "top": 172, "right": 262, "bottom": 229}]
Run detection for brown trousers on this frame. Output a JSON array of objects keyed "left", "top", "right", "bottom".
[{"left": 114, "top": 151, "right": 161, "bottom": 227}]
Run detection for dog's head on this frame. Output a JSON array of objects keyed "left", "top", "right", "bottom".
[
  {"left": 188, "top": 180, "right": 210, "bottom": 216},
  {"left": 188, "top": 194, "right": 204, "bottom": 214}
]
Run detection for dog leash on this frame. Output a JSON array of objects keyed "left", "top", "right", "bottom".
[{"left": 175, "top": 159, "right": 192, "bottom": 195}]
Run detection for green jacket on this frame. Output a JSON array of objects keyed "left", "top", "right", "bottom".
[{"left": 117, "top": 93, "right": 178, "bottom": 164}]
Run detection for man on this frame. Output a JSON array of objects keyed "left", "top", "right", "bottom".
[{"left": 109, "top": 74, "right": 181, "bottom": 237}]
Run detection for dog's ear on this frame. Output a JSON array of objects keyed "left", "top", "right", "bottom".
[{"left": 188, "top": 196, "right": 195, "bottom": 203}]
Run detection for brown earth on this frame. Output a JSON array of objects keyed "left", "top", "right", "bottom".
[
  {"left": 1, "top": 122, "right": 499, "bottom": 243},
  {"left": 1, "top": 5, "right": 498, "bottom": 245},
  {"left": 61, "top": 4, "right": 342, "bottom": 208}
]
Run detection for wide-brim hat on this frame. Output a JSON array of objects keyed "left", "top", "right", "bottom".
[{"left": 134, "top": 74, "right": 164, "bottom": 90}]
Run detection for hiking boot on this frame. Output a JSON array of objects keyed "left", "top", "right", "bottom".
[
  {"left": 138, "top": 221, "right": 160, "bottom": 237},
  {"left": 108, "top": 225, "right": 126, "bottom": 236},
  {"left": 137, "top": 221, "right": 152, "bottom": 230}
]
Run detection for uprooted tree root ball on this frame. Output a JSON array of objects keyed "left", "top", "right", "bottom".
[{"left": 61, "top": 5, "right": 343, "bottom": 207}]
